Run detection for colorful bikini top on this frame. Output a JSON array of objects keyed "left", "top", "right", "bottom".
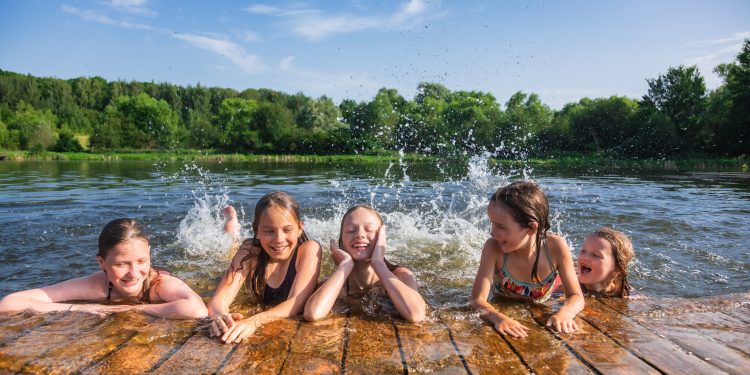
[{"left": 493, "top": 238, "right": 562, "bottom": 303}]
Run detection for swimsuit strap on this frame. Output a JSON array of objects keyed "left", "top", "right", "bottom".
[{"left": 107, "top": 281, "right": 112, "bottom": 301}]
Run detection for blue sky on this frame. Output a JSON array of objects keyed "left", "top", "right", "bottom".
[{"left": 1, "top": 0, "right": 748, "bottom": 108}]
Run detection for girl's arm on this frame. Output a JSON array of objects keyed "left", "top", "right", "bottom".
[
  {"left": 370, "top": 226, "right": 426, "bottom": 323},
  {"left": 546, "top": 235, "right": 585, "bottom": 333},
  {"left": 207, "top": 243, "right": 252, "bottom": 336},
  {"left": 221, "top": 240, "right": 322, "bottom": 343},
  {"left": 0, "top": 272, "right": 108, "bottom": 314},
  {"left": 133, "top": 272, "right": 208, "bottom": 319},
  {"left": 470, "top": 239, "right": 530, "bottom": 338},
  {"left": 303, "top": 240, "right": 353, "bottom": 321}
]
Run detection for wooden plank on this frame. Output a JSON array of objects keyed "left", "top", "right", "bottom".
[
  {"left": 441, "top": 313, "right": 528, "bottom": 374},
  {"left": 219, "top": 318, "right": 300, "bottom": 374},
  {"left": 0, "top": 312, "right": 53, "bottom": 346},
  {"left": 395, "top": 319, "right": 466, "bottom": 373},
  {"left": 662, "top": 311, "right": 750, "bottom": 355},
  {"left": 601, "top": 297, "right": 750, "bottom": 375},
  {"left": 0, "top": 312, "right": 105, "bottom": 373},
  {"left": 20, "top": 312, "right": 151, "bottom": 374},
  {"left": 527, "top": 302, "right": 658, "bottom": 375},
  {"left": 152, "top": 329, "right": 236, "bottom": 374},
  {"left": 279, "top": 316, "right": 346, "bottom": 374},
  {"left": 492, "top": 303, "right": 593, "bottom": 375},
  {"left": 81, "top": 318, "right": 196, "bottom": 374},
  {"left": 343, "top": 316, "right": 405, "bottom": 374},
  {"left": 582, "top": 298, "right": 719, "bottom": 375}
]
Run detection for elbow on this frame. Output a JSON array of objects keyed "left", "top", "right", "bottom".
[
  {"left": 402, "top": 302, "right": 427, "bottom": 323},
  {"left": 0, "top": 294, "right": 24, "bottom": 313},
  {"left": 303, "top": 305, "right": 325, "bottom": 322},
  {"left": 191, "top": 304, "right": 209, "bottom": 319}
]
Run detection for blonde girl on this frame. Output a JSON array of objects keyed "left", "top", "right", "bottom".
[
  {"left": 303, "top": 205, "right": 426, "bottom": 323},
  {"left": 578, "top": 227, "right": 635, "bottom": 297}
]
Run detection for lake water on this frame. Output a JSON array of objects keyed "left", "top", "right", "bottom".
[{"left": 1, "top": 157, "right": 748, "bottom": 307}]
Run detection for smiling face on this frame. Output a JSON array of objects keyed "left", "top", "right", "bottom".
[
  {"left": 577, "top": 234, "right": 618, "bottom": 291},
  {"left": 256, "top": 205, "right": 303, "bottom": 262},
  {"left": 340, "top": 207, "right": 381, "bottom": 261},
  {"left": 487, "top": 202, "right": 535, "bottom": 253},
  {"left": 97, "top": 238, "right": 151, "bottom": 298}
]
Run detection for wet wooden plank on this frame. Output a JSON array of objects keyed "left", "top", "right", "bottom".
[
  {"left": 601, "top": 298, "right": 750, "bottom": 375},
  {"left": 81, "top": 318, "right": 196, "bottom": 374},
  {"left": 582, "top": 298, "right": 719, "bottom": 375},
  {"left": 441, "top": 313, "right": 527, "bottom": 374},
  {"left": 0, "top": 312, "right": 106, "bottom": 373},
  {"left": 20, "top": 312, "right": 150, "bottom": 374},
  {"left": 664, "top": 311, "right": 750, "bottom": 355},
  {"left": 0, "top": 312, "right": 53, "bottom": 346},
  {"left": 395, "top": 319, "right": 466, "bottom": 373},
  {"left": 495, "top": 303, "right": 593, "bottom": 375},
  {"left": 527, "top": 303, "right": 658, "bottom": 375},
  {"left": 344, "top": 316, "right": 404, "bottom": 374},
  {"left": 152, "top": 328, "right": 235, "bottom": 374},
  {"left": 280, "top": 316, "right": 345, "bottom": 374},
  {"left": 219, "top": 318, "right": 300, "bottom": 374}
]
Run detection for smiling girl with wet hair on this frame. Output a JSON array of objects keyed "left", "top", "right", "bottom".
[{"left": 0, "top": 218, "right": 208, "bottom": 319}]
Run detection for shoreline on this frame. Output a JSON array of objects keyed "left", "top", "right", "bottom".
[{"left": 0, "top": 150, "right": 748, "bottom": 172}]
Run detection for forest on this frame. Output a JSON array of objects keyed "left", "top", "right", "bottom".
[{"left": 0, "top": 39, "right": 748, "bottom": 158}]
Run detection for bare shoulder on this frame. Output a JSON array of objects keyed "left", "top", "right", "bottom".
[
  {"left": 545, "top": 233, "right": 573, "bottom": 259},
  {"left": 392, "top": 266, "right": 415, "bottom": 279},
  {"left": 299, "top": 239, "right": 322, "bottom": 255}
]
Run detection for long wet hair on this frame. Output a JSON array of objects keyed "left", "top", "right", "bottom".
[
  {"left": 234, "top": 191, "right": 308, "bottom": 300},
  {"left": 339, "top": 204, "right": 400, "bottom": 272},
  {"left": 490, "top": 180, "right": 551, "bottom": 284},
  {"left": 590, "top": 227, "right": 635, "bottom": 297},
  {"left": 98, "top": 218, "right": 160, "bottom": 302}
]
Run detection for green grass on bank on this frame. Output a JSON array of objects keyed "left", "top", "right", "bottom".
[{"left": 1, "top": 149, "right": 747, "bottom": 172}]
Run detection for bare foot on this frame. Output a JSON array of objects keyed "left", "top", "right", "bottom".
[{"left": 223, "top": 205, "right": 240, "bottom": 239}]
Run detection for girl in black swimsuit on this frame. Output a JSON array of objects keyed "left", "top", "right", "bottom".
[{"left": 208, "top": 192, "right": 322, "bottom": 344}]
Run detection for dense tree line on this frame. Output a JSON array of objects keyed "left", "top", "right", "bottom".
[{"left": 1, "top": 39, "right": 748, "bottom": 157}]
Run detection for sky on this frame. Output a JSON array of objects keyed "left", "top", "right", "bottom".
[{"left": 1, "top": 0, "right": 748, "bottom": 109}]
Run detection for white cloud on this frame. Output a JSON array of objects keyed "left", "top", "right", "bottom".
[
  {"left": 280, "top": 56, "right": 295, "bottom": 70},
  {"left": 247, "top": 1, "right": 443, "bottom": 40},
  {"left": 684, "top": 31, "right": 748, "bottom": 88},
  {"left": 173, "top": 33, "right": 265, "bottom": 73},
  {"left": 107, "top": 0, "right": 157, "bottom": 17},
  {"left": 61, "top": 5, "right": 152, "bottom": 29},
  {"left": 241, "top": 30, "right": 261, "bottom": 43}
]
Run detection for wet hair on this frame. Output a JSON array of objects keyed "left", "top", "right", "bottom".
[
  {"left": 97, "top": 218, "right": 159, "bottom": 302},
  {"left": 339, "top": 205, "right": 400, "bottom": 273},
  {"left": 490, "top": 180, "right": 551, "bottom": 284},
  {"left": 590, "top": 227, "right": 635, "bottom": 297},
  {"left": 235, "top": 191, "right": 308, "bottom": 300}
]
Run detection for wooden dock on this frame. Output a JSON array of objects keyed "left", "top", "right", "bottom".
[{"left": 0, "top": 294, "right": 748, "bottom": 374}]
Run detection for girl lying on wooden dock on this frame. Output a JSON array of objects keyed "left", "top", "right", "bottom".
[
  {"left": 208, "top": 192, "right": 322, "bottom": 344},
  {"left": 0, "top": 218, "right": 208, "bottom": 319},
  {"left": 470, "top": 180, "right": 585, "bottom": 338},
  {"left": 303, "top": 204, "right": 427, "bottom": 323}
]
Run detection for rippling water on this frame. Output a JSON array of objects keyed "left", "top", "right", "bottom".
[{"left": 1, "top": 158, "right": 748, "bottom": 306}]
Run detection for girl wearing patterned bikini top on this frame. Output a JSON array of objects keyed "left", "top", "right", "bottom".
[
  {"left": 303, "top": 205, "right": 426, "bottom": 323},
  {"left": 470, "top": 181, "right": 584, "bottom": 338},
  {"left": 208, "top": 192, "right": 322, "bottom": 344},
  {"left": 0, "top": 218, "right": 207, "bottom": 319}
]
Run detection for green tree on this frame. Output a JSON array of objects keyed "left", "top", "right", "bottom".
[
  {"left": 713, "top": 38, "right": 750, "bottom": 155},
  {"left": 217, "top": 98, "right": 259, "bottom": 150},
  {"left": 93, "top": 94, "right": 178, "bottom": 149},
  {"left": 8, "top": 102, "right": 58, "bottom": 150},
  {"left": 643, "top": 65, "right": 708, "bottom": 150}
]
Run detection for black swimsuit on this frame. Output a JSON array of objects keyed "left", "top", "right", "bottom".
[{"left": 261, "top": 247, "right": 298, "bottom": 306}]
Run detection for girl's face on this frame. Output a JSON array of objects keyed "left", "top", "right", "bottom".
[
  {"left": 97, "top": 238, "right": 151, "bottom": 298},
  {"left": 341, "top": 208, "right": 381, "bottom": 261},
  {"left": 257, "top": 206, "right": 303, "bottom": 262},
  {"left": 577, "top": 235, "right": 617, "bottom": 290},
  {"left": 487, "top": 203, "right": 535, "bottom": 253}
]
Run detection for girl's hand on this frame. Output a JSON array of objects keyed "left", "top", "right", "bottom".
[
  {"left": 372, "top": 225, "right": 387, "bottom": 263},
  {"left": 221, "top": 317, "right": 258, "bottom": 344},
  {"left": 209, "top": 312, "right": 244, "bottom": 337},
  {"left": 494, "top": 317, "right": 530, "bottom": 338},
  {"left": 546, "top": 313, "right": 579, "bottom": 333},
  {"left": 330, "top": 239, "right": 352, "bottom": 268}
]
